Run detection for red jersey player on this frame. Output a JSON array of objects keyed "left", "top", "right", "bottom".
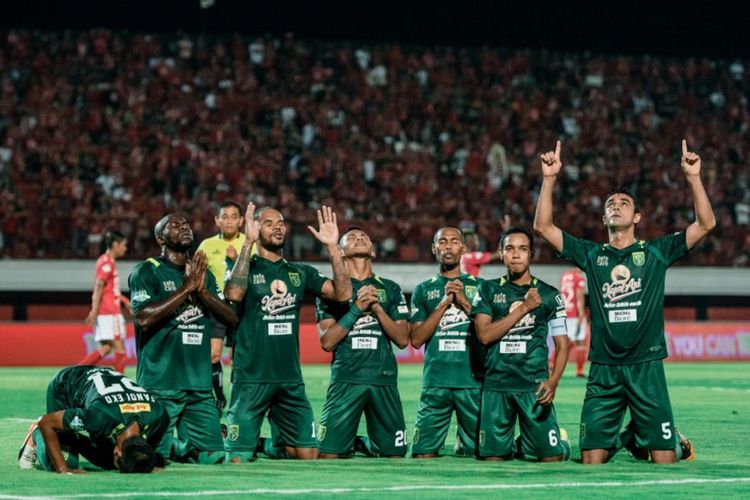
[
  {"left": 79, "top": 231, "right": 131, "bottom": 373},
  {"left": 560, "top": 267, "right": 588, "bottom": 377}
]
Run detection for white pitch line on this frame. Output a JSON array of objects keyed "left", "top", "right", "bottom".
[
  {"left": 1, "top": 477, "right": 749, "bottom": 499},
  {"left": 0, "top": 418, "right": 37, "bottom": 424}
]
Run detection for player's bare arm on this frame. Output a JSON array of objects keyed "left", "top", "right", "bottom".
[
  {"left": 84, "top": 279, "right": 106, "bottom": 326},
  {"left": 409, "top": 285, "right": 454, "bottom": 348},
  {"left": 681, "top": 139, "right": 717, "bottom": 249},
  {"left": 319, "top": 286, "right": 378, "bottom": 352},
  {"left": 475, "top": 288, "right": 542, "bottom": 345},
  {"left": 37, "top": 411, "right": 86, "bottom": 474},
  {"left": 537, "top": 334, "right": 570, "bottom": 405},
  {"left": 225, "top": 203, "right": 258, "bottom": 301},
  {"left": 193, "top": 250, "right": 239, "bottom": 327},
  {"left": 533, "top": 140, "right": 564, "bottom": 252},
  {"left": 133, "top": 257, "right": 203, "bottom": 331},
  {"left": 311, "top": 206, "right": 352, "bottom": 302}
]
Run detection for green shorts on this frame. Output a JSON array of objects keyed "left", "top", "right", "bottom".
[
  {"left": 150, "top": 389, "right": 224, "bottom": 458},
  {"left": 411, "top": 387, "right": 480, "bottom": 456},
  {"left": 318, "top": 382, "right": 407, "bottom": 456},
  {"left": 225, "top": 382, "right": 317, "bottom": 455},
  {"left": 580, "top": 360, "right": 675, "bottom": 451},
  {"left": 479, "top": 390, "right": 566, "bottom": 459}
]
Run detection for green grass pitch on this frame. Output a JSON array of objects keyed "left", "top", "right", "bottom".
[{"left": 1, "top": 363, "right": 749, "bottom": 499}]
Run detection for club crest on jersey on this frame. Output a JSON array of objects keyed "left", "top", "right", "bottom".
[
  {"left": 377, "top": 289, "right": 387, "bottom": 303},
  {"left": 464, "top": 286, "right": 477, "bottom": 301},
  {"left": 288, "top": 272, "right": 301, "bottom": 287},
  {"left": 632, "top": 251, "right": 645, "bottom": 266},
  {"left": 228, "top": 425, "right": 239, "bottom": 441},
  {"left": 597, "top": 255, "right": 609, "bottom": 267}
]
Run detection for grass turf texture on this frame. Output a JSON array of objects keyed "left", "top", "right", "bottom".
[{"left": 1, "top": 363, "right": 749, "bottom": 499}]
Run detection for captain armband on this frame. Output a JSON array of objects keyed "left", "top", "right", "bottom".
[
  {"left": 338, "top": 304, "right": 364, "bottom": 331},
  {"left": 548, "top": 316, "right": 568, "bottom": 337}
]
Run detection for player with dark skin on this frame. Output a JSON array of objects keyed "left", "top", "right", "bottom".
[{"left": 134, "top": 215, "right": 237, "bottom": 332}]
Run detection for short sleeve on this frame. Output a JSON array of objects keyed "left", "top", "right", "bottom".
[
  {"left": 388, "top": 284, "right": 409, "bottom": 321},
  {"left": 315, "top": 296, "right": 335, "bottom": 322},
  {"left": 301, "top": 264, "right": 329, "bottom": 297},
  {"left": 470, "top": 281, "right": 493, "bottom": 317},
  {"left": 651, "top": 231, "right": 689, "bottom": 266},
  {"left": 96, "top": 258, "right": 113, "bottom": 282},
  {"left": 409, "top": 283, "right": 428, "bottom": 323},
  {"left": 559, "top": 232, "right": 596, "bottom": 271},
  {"left": 128, "top": 264, "right": 159, "bottom": 315}
]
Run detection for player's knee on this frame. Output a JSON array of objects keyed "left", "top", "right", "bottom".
[
  {"left": 290, "top": 447, "right": 318, "bottom": 460},
  {"left": 227, "top": 452, "right": 255, "bottom": 463}
]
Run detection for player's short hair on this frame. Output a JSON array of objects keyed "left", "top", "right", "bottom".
[
  {"left": 605, "top": 186, "right": 640, "bottom": 212},
  {"left": 339, "top": 226, "right": 368, "bottom": 246},
  {"left": 433, "top": 226, "right": 464, "bottom": 244},
  {"left": 153, "top": 215, "right": 171, "bottom": 241},
  {"left": 218, "top": 201, "right": 242, "bottom": 216},
  {"left": 118, "top": 436, "right": 158, "bottom": 474},
  {"left": 500, "top": 226, "right": 535, "bottom": 257},
  {"left": 104, "top": 231, "right": 126, "bottom": 249},
  {"left": 253, "top": 206, "right": 280, "bottom": 222}
]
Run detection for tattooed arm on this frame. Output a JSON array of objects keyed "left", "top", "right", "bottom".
[{"left": 225, "top": 203, "right": 258, "bottom": 302}]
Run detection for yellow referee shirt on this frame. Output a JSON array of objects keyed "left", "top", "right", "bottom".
[{"left": 196, "top": 233, "right": 254, "bottom": 287}]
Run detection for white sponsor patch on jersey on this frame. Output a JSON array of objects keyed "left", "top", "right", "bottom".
[
  {"left": 268, "top": 322, "right": 293, "bottom": 336},
  {"left": 182, "top": 332, "right": 203, "bottom": 345},
  {"left": 500, "top": 341, "right": 527, "bottom": 354},
  {"left": 439, "top": 339, "right": 466, "bottom": 351},
  {"left": 352, "top": 337, "right": 378, "bottom": 350},
  {"left": 608, "top": 309, "right": 637, "bottom": 323}
]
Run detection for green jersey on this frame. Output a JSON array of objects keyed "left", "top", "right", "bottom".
[
  {"left": 471, "top": 276, "right": 567, "bottom": 392},
  {"left": 129, "top": 257, "right": 222, "bottom": 391},
  {"left": 316, "top": 275, "right": 409, "bottom": 386},
  {"left": 410, "top": 274, "right": 483, "bottom": 389},
  {"left": 233, "top": 255, "right": 329, "bottom": 384},
  {"left": 49, "top": 366, "right": 168, "bottom": 445},
  {"left": 559, "top": 231, "right": 689, "bottom": 364}
]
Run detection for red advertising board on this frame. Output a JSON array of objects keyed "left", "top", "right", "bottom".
[{"left": 1, "top": 321, "right": 748, "bottom": 366}]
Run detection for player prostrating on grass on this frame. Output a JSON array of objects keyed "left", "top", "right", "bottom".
[
  {"left": 197, "top": 201, "right": 250, "bottom": 415},
  {"left": 471, "top": 226, "right": 571, "bottom": 462},
  {"left": 224, "top": 204, "right": 352, "bottom": 462},
  {"left": 410, "top": 226, "right": 484, "bottom": 458},
  {"left": 534, "top": 139, "right": 715, "bottom": 463},
  {"left": 316, "top": 227, "right": 410, "bottom": 458},
  {"left": 129, "top": 214, "right": 238, "bottom": 464},
  {"left": 18, "top": 365, "right": 169, "bottom": 474},
  {"left": 79, "top": 231, "right": 131, "bottom": 373}
]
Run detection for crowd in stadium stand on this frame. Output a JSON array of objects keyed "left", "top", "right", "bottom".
[{"left": 0, "top": 29, "right": 747, "bottom": 264}]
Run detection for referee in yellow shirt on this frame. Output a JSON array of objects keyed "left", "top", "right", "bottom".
[{"left": 197, "top": 201, "right": 254, "bottom": 415}]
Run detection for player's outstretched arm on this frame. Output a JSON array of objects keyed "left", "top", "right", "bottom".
[
  {"left": 681, "top": 140, "right": 717, "bottom": 249},
  {"left": 310, "top": 206, "right": 352, "bottom": 302},
  {"left": 38, "top": 411, "right": 86, "bottom": 474},
  {"left": 533, "top": 140, "right": 564, "bottom": 252},
  {"left": 225, "top": 203, "right": 258, "bottom": 302}
]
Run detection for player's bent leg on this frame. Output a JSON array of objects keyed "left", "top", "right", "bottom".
[
  {"left": 411, "top": 388, "right": 454, "bottom": 458},
  {"left": 317, "top": 383, "right": 368, "bottom": 458},
  {"left": 363, "top": 385, "right": 407, "bottom": 458},
  {"left": 477, "top": 390, "right": 515, "bottom": 460},
  {"left": 225, "top": 383, "right": 274, "bottom": 462},
  {"left": 172, "top": 391, "right": 224, "bottom": 464},
  {"left": 453, "top": 388, "right": 481, "bottom": 457},
  {"left": 266, "top": 383, "right": 318, "bottom": 459},
  {"left": 580, "top": 363, "right": 627, "bottom": 463},
  {"left": 649, "top": 449, "right": 677, "bottom": 464},
  {"left": 513, "top": 393, "right": 570, "bottom": 462}
]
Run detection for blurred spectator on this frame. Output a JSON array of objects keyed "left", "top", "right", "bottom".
[{"left": 0, "top": 29, "right": 747, "bottom": 265}]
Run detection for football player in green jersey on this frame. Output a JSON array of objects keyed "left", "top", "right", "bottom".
[
  {"left": 471, "top": 227, "right": 571, "bottom": 462},
  {"left": 17, "top": 365, "right": 169, "bottom": 474},
  {"left": 129, "top": 214, "right": 238, "bottom": 465},
  {"left": 224, "top": 204, "right": 352, "bottom": 462},
  {"left": 410, "top": 226, "right": 484, "bottom": 458},
  {"left": 316, "top": 227, "right": 410, "bottom": 458},
  {"left": 534, "top": 140, "right": 715, "bottom": 464}
]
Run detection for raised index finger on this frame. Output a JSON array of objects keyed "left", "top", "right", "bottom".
[
  {"left": 555, "top": 140, "right": 561, "bottom": 158},
  {"left": 682, "top": 139, "right": 688, "bottom": 155}
]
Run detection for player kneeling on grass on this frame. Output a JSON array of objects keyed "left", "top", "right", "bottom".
[
  {"left": 316, "top": 227, "right": 410, "bottom": 458},
  {"left": 471, "top": 227, "right": 571, "bottom": 462},
  {"left": 18, "top": 365, "right": 169, "bottom": 474}
]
